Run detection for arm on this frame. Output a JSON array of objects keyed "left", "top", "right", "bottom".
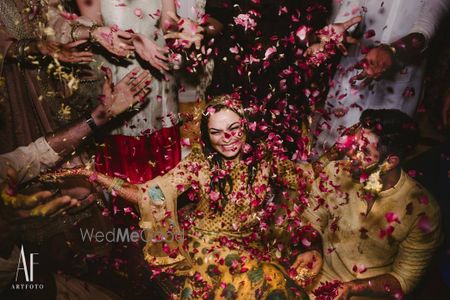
[
  {"left": 46, "top": 146, "right": 204, "bottom": 205},
  {"left": 161, "top": 0, "right": 177, "bottom": 32},
  {"left": 203, "top": 0, "right": 231, "bottom": 35},
  {"left": 56, "top": 170, "right": 142, "bottom": 204},
  {"left": 47, "top": 66, "right": 151, "bottom": 157},
  {"left": 76, "top": 0, "right": 103, "bottom": 25},
  {"left": 410, "top": 0, "right": 450, "bottom": 46},
  {"left": 351, "top": 0, "right": 450, "bottom": 84},
  {"left": 47, "top": 0, "right": 96, "bottom": 43},
  {"left": 336, "top": 274, "right": 403, "bottom": 299},
  {"left": 339, "top": 200, "right": 443, "bottom": 299},
  {"left": 387, "top": 0, "right": 450, "bottom": 65},
  {"left": 0, "top": 22, "right": 92, "bottom": 72},
  {"left": 48, "top": 0, "right": 134, "bottom": 56},
  {"left": 203, "top": 16, "right": 224, "bottom": 36},
  {"left": 289, "top": 163, "right": 335, "bottom": 286},
  {"left": 272, "top": 158, "right": 332, "bottom": 286},
  {"left": 0, "top": 138, "right": 61, "bottom": 186},
  {"left": 0, "top": 67, "right": 151, "bottom": 185},
  {"left": 387, "top": 206, "right": 443, "bottom": 295},
  {"left": 5, "top": 39, "right": 93, "bottom": 64},
  {"left": 162, "top": 0, "right": 226, "bottom": 48}
]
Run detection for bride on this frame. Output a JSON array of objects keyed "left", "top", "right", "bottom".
[{"left": 47, "top": 95, "right": 315, "bottom": 299}]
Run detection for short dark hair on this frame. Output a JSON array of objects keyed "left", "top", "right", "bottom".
[{"left": 359, "top": 109, "right": 419, "bottom": 161}]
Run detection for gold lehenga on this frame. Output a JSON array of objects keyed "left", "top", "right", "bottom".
[{"left": 137, "top": 147, "right": 313, "bottom": 299}]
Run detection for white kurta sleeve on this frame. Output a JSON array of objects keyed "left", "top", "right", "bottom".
[
  {"left": 0, "top": 137, "right": 61, "bottom": 185},
  {"left": 410, "top": 0, "right": 450, "bottom": 41}
]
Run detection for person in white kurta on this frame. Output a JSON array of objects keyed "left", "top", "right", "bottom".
[
  {"left": 314, "top": 0, "right": 450, "bottom": 155},
  {"left": 100, "top": 0, "right": 178, "bottom": 137},
  {"left": 84, "top": 0, "right": 181, "bottom": 184}
]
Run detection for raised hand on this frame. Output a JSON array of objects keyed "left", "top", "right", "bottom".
[
  {"left": 349, "top": 45, "right": 394, "bottom": 87},
  {"left": 93, "top": 66, "right": 152, "bottom": 124},
  {"left": 92, "top": 26, "right": 135, "bottom": 57},
  {"left": 103, "top": 66, "right": 152, "bottom": 116},
  {"left": 163, "top": 12, "right": 204, "bottom": 49},
  {"left": 37, "top": 40, "right": 93, "bottom": 63},
  {"left": 305, "top": 16, "right": 362, "bottom": 57},
  {"left": 133, "top": 34, "right": 169, "bottom": 71}
]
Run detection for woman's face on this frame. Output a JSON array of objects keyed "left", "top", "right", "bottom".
[{"left": 208, "top": 109, "right": 245, "bottom": 160}]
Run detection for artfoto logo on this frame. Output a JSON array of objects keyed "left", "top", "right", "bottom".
[{"left": 10, "top": 245, "right": 44, "bottom": 290}]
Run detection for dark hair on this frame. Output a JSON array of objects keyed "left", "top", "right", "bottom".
[
  {"left": 200, "top": 95, "right": 256, "bottom": 212},
  {"left": 359, "top": 109, "right": 419, "bottom": 162}
]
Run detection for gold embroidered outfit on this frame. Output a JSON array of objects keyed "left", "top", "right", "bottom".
[{"left": 137, "top": 147, "right": 313, "bottom": 299}]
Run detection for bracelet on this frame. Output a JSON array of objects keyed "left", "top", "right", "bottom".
[
  {"left": 88, "top": 24, "right": 101, "bottom": 43},
  {"left": 85, "top": 114, "right": 98, "bottom": 132},
  {"left": 382, "top": 43, "right": 397, "bottom": 56},
  {"left": 379, "top": 43, "right": 404, "bottom": 69},
  {"left": 70, "top": 22, "right": 83, "bottom": 42},
  {"left": 108, "top": 178, "right": 125, "bottom": 193}
]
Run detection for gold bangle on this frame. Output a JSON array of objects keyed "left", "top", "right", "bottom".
[
  {"left": 88, "top": 24, "right": 101, "bottom": 43},
  {"left": 108, "top": 178, "right": 125, "bottom": 193},
  {"left": 381, "top": 43, "right": 396, "bottom": 56},
  {"left": 70, "top": 22, "right": 83, "bottom": 42}
]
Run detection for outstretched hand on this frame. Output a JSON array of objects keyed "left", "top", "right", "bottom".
[
  {"left": 37, "top": 40, "right": 94, "bottom": 63},
  {"left": 305, "top": 16, "right": 362, "bottom": 57},
  {"left": 92, "top": 26, "right": 135, "bottom": 57},
  {"left": 133, "top": 34, "right": 169, "bottom": 71},
  {"left": 163, "top": 12, "right": 204, "bottom": 49},
  {"left": 350, "top": 45, "right": 394, "bottom": 87},
  {"left": 93, "top": 66, "right": 152, "bottom": 124},
  {"left": 290, "top": 250, "right": 323, "bottom": 287},
  {"left": 1, "top": 168, "right": 79, "bottom": 221}
]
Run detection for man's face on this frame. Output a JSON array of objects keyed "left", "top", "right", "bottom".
[
  {"left": 348, "top": 128, "right": 381, "bottom": 177},
  {"left": 207, "top": 109, "right": 246, "bottom": 160}
]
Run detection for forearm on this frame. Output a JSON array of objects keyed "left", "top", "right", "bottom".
[
  {"left": 161, "top": 0, "right": 177, "bottom": 32},
  {"left": 46, "top": 106, "right": 108, "bottom": 157},
  {"left": 47, "top": 0, "right": 98, "bottom": 43},
  {"left": 348, "top": 274, "right": 403, "bottom": 298},
  {"left": 203, "top": 16, "right": 224, "bottom": 37},
  {"left": 91, "top": 172, "right": 141, "bottom": 204},
  {"left": 76, "top": 0, "right": 103, "bottom": 24},
  {"left": 5, "top": 39, "right": 42, "bottom": 60},
  {"left": 389, "top": 32, "right": 426, "bottom": 64}
]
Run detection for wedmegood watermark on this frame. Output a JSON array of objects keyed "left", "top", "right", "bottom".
[{"left": 80, "top": 221, "right": 185, "bottom": 244}]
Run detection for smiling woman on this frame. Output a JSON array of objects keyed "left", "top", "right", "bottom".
[
  {"left": 45, "top": 95, "right": 316, "bottom": 299},
  {"left": 207, "top": 109, "right": 245, "bottom": 160}
]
